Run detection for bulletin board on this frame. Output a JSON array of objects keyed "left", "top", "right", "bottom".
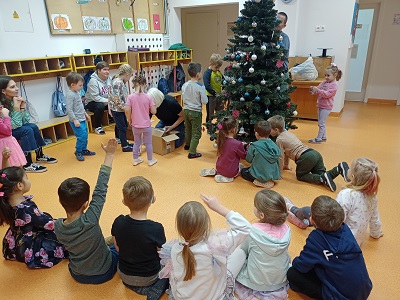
[
  {"left": 80, "top": 0, "right": 111, "bottom": 33},
  {"left": 132, "top": 0, "right": 150, "bottom": 34},
  {"left": 148, "top": 0, "right": 165, "bottom": 33},
  {"left": 45, "top": 0, "right": 84, "bottom": 34},
  {"left": 108, "top": 0, "right": 135, "bottom": 34}
]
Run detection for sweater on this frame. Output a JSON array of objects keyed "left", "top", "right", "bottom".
[
  {"left": 85, "top": 73, "right": 112, "bottom": 104},
  {"left": 182, "top": 81, "right": 208, "bottom": 112},
  {"left": 203, "top": 68, "right": 223, "bottom": 96},
  {"left": 66, "top": 89, "right": 86, "bottom": 122},
  {"left": 316, "top": 80, "right": 338, "bottom": 110}
]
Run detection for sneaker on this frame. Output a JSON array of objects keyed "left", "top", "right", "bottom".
[
  {"left": 82, "top": 149, "right": 96, "bottom": 156},
  {"left": 215, "top": 175, "right": 234, "bottom": 183},
  {"left": 322, "top": 137, "right": 327, "bottom": 142},
  {"left": 133, "top": 158, "right": 144, "bottom": 166},
  {"left": 188, "top": 152, "right": 202, "bottom": 159},
  {"left": 338, "top": 162, "right": 350, "bottom": 182},
  {"left": 148, "top": 158, "right": 158, "bottom": 166},
  {"left": 284, "top": 197, "right": 295, "bottom": 212},
  {"left": 95, "top": 127, "right": 106, "bottom": 135},
  {"left": 308, "top": 138, "right": 322, "bottom": 144},
  {"left": 122, "top": 145, "right": 133, "bottom": 152},
  {"left": 321, "top": 172, "right": 336, "bottom": 192},
  {"left": 36, "top": 154, "right": 58, "bottom": 164},
  {"left": 253, "top": 179, "right": 274, "bottom": 189},
  {"left": 75, "top": 152, "right": 85, "bottom": 161},
  {"left": 184, "top": 145, "right": 190, "bottom": 150},
  {"left": 287, "top": 211, "right": 308, "bottom": 229},
  {"left": 238, "top": 163, "right": 245, "bottom": 172},
  {"left": 200, "top": 168, "right": 217, "bottom": 177},
  {"left": 23, "top": 163, "right": 47, "bottom": 173},
  {"left": 115, "top": 138, "right": 121, "bottom": 144}
]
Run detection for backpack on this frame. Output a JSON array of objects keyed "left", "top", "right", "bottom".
[
  {"left": 167, "top": 63, "right": 186, "bottom": 92},
  {"left": 83, "top": 70, "right": 94, "bottom": 94},
  {"left": 52, "top": 75, "right": 67, "bottom": 117},
  {"left": 157, "top": 66, "right": 169, "bottom": 94}
]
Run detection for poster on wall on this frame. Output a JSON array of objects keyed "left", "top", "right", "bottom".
[
  {"left": 122, "top": 17, "right": 134, "bottom": 32},
  {"left": 137, "top": 18, "right": 149, "bottom": 31},
  {"left": 153, "top": 14, "right": 160, "bottom": 31},
  {"left": 350, "top": 2, "right": 360, "bottom": 45},
  {"left": 1, "top": 0, "right": 33, "bottom": 32},
  {"left": 51, "top": 14, "right": 72, "bottom": 30}
]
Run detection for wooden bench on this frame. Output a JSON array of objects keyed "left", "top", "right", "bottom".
[
  {"left": 86, "top": 110, "right": 111, "bottom": 133},
  {"left": 36, "top": 116, "right": 76, "bottom": 148}
]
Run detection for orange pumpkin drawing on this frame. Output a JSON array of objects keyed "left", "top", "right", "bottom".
[{"left": 54, "top": 15, "right": 68, "bottom": 29}]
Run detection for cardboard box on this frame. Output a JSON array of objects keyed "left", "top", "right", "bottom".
[{"left": 152, "top": 128, "right": 179, "bottom": 155}]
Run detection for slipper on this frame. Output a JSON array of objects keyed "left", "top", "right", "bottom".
[
  {"left": 287, "top": 211, "right": 308, "bottom": 229},
  {"left": 308, "top": 138, "right": 322, "bottom": 144},
  {"left": 200, "top": 168, "right": 217, "bottom": 177},
  {"left": 253, "top": 179, "right": 274, "bottom": 189},
  {"left": 215, "top": 175, "right": 234, "bottom": 183}
]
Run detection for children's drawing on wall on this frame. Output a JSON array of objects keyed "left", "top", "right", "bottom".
[
  {"left": 1, "top": 0, "right": 33, "bottom": 32},
  {"left": 393, "top": 14, "right": 400, "bottom": 25},
  {"left": 98, "top": 17, "right": 111, "bottom": 32},
  {"left": 137, "top": 18, "right": 149, "bottom": 31},
  {"left": 82, "top": 16, "right": 111, "bottom": 32},
  {"left": 122, "top": 18, "right": 134, "bottom": 32},
  {"left": 82, "top": 16, "right": 97, "bottom": 31},
  {"left": 51, "top": 14, "right": 72, "bottom": 30}
]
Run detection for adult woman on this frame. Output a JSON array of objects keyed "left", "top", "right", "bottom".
[
  {"left": 0, "top": 75, "right": 57, "bottom": 172},
  {"left": 147, "top": 88, "right": 185, "bottom": 148}
]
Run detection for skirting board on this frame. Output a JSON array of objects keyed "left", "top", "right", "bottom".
[
  {"left": 330, "top": 108, "right": 343, "bottom": 118},
  {"left": 367, "top": 98, "right": 397, "bottom": 105}
]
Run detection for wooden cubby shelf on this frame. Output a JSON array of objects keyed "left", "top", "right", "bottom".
[
  {"left": 128, "top": 50, "right": 176, "bottom": 69},
  {"left": 72, "top": 52, "right": 128, "bottom": 72},
  {"left": 36, "top": 116, "right": 76, "bottom": 148}
]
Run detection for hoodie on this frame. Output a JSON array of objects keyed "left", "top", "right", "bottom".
[
  {"left": 85, "top": 72, "right": 112, "bottom": 105},
  {"left": 246, "top": 138, "right": 281, "bottom": 182},
  {"left": 236, "top": 223, "right": 291, "bottom": 292},
  {"left": 292, "top": 223, "right": 372, "bottom": 300}
]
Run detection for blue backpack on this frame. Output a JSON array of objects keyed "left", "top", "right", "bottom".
[
  {"left": 52, "top": 75, "right": 67, "bottom": 117},
  {"left": 158, "top": 66, "right": 169, "bottom": 94}
]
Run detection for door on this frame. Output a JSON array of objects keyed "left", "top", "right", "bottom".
[
  {"left": 182, "top": 11, "right": 219, "bottom": 73},
  {"left": 345, "top": 4, "right": 380, "bottom": 102}
]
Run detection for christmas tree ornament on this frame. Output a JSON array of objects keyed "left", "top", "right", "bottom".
[
  {"left": 232, "top": 110, "right": 240, "bottom": 117},
  {"left": 223, "top": 80, "right": 227, "bottom": 85},
  {"left": 255, "top": 0, "right": 261, "bottom": 2},
  {"left": 210, "top": 136, "right": 215, "bottom": 141},
  {"left": 240, "top": 97, "right": 245, "bottom": 102},
  {"left": 224, "top": 55, "right": 229, "bottom": 60},
  {"left": 238, "top": 127, "right": 246, "bottom": 135},
  {"left": 261, "top": 79, "right": 266, "bottom": 85},
  {"left": 231, "top": 53, "right": 235, "bottom": 59},
  {"left": 244, "top": 92, "right": 250, "bottom": 97},
  {"left": 277, "top": 86, "right": 281, "bottom": 91},
  {"left": 251, "top": 54, "right": 257, "bottom": 61},
  {"left": 226, "top": 49, "right": 231, "bottom": 54},
  {"left": 238, "top": 77, "right": 243, "bottom": 83},
  {"left": 276, "top": 60, "right": 284, "bottom": 68},
  {"left": 292, "top": 110, "right": 298, "bottom": 116},
  {"left": 280, "top": 53, "right": 284, "bottom": 56},
  {"left": 261, "top": 45, "right": 266, "bottom": 51},
  {"left": 285, "top": 126, "right": 289, "bottom": 130},
  {"left": 281, "top": 73, "right": 284, "bottom": 77},
  {"left": 236, "top": 54, "right": 241, "bottom": 61},
  {"left": 255, "top": 95, "right": 260, "bottom": 101},
  {"left": 265, "top": 109, "right": 270, "bottom": 115},
  {"left": 286, "top": 102, "right": 291, "bottom": 108},
  {"left": 213, "top": 142, "right": 218, "bottom": 148},
  {"left": 248, "top": 35, "right": 254, "bottom": 42},
  {"left": 237, "top": 17, "right": 242, "bottom": 22},
  {"left": 279, "top": 35, "right": 283, "bottom": 41},
  {"left": 234, "top": 63, "right": 241, "bottom": 68},
  {"left": 276, "top": 45, "right": 280, "bottom": 49},
  {"left": 246, "top": 54, "right": 250, "bottom": 61},
  {"left": 231, "top": 79, "right": 236, "bottom": 85},
  {"left": 249, "top": 67, "right": 255, "bottom": 73},
  {"left": 252, "top": 21, "right": 257, "bottom": 28}
]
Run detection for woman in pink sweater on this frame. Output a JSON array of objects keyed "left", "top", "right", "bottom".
[{"left": 309, "top": 64, "right": 342, "bottom": 144}]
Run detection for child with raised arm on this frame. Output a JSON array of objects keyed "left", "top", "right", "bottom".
[
  {"left": 125, "top": 75, "right": 157, "bottom": 166},
  {"left": 268, "top": 115, "right": 349, "bottom": 192},
  {"left": 203, "top": 53, "right": 224, "bottom": 123},
  {"left": 55, "top": 138, "right": 119, "bottom": 284},
  {"left": 182, "top": 62, "right": 208, "bottom": 159},
  {"left": 66, "top": 72, "right": 95, "bottom": 161},
  {"left": 308, "top": 64, "right": 343, "bottom": 143},
  {"left": 159, "top": 194, "right": 251, "bottom": 300},
  {"left": 287, "top": 196, "right": 372, "bottom": 300},
  {"left": 0, "top": 166, "right": 67, "bottom": 268},
  {"left": 200, "top": 116, "right": 246, "bottom": 183},
  {"left": 233, "top": 189, "right": 291, "bottom": 300},
  {"left": 112, "top": 176, "right": 168, "bottom": 299},
  {"left": 240, "top": 120, "right": 281, "bottom": 189}
]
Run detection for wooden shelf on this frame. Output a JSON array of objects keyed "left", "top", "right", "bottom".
[
  {"left": 36, "top": 116, "right": 77, "bottom": 148},
  {"left": 72, "top": 52, "right": 128, "bottom": 72}
]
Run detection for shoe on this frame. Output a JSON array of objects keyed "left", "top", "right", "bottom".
[
  {"left": 75, "top": 152, "right": 85, "bottom": 161},
  {"left": 82, "top": 149, "right": 96, "bottom": 156},
  {"left": 133, "top": 158, "right": 144, "bottom": 166},
  {"left": 321, "top": 172, "right": 336, "bottom": 192},
  {"left": 215, "top": 175, "right": 233, "bottom": 183},
  {"left": 36, "top": 154, "right": 58, "bottom": 164},
  {"left": 95, "top": 127, "right": 106, "bottom": 135},
  {"left": 23, "top": 163, "right": 47, "bottom": 173},
  {"left": 287, "top": 211, "right": 308, "bottom": 229},
  {"left": 122, "top": 145, "right": 133, "bottom": 152},
  {"left": 253, "top": 179, "right": 274, "bottom": 189},
  {"left": 184, "top": 145, "right": 190, "bottom": 150},
  {"left": 188, "top": 153, "right": 202, "bottom": 159},
  {"left": 115, "top": 138, "right": 121, "bottom": 144},
  {"left": 308, "top": 138, "right": 322, "bottom": 144},
  {"left": 200, "top": 168, "right": 217, "bottom": 177},
  {"left": 338, "top": 162, "right": 351, "bottom": 182},
  {"left": 148, "top": 158, "right": 158, "bottom": 166},
  {"left": 238, "top": 163, "right": 245, "bottom": 172},
  {"left": 284, "top": 197, "right": 295, "bottom": 212},
  {"left": 322, "top": 137, "right": 327, "bottom": 142}
]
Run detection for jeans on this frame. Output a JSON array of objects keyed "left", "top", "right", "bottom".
[
  {"left": 240, "top": 167, "right": 256, "bottom": 182},
  {"left": 111, "top": 111, "right": 129, "bottom": 147},
  {"left": 155, "top": 120, "right": 185, "bottom": 148},
  {"left": 12, "top": 123, "right": 46, "bottom": 153},
  {"left": 184, "top": 109, "right": 202, "bottom": 154},
  {"left": 69, "top": 245, "right": 119, "bottom": 284},
  {"left": 133, "top": 126, "right": 153, "bottom": 160},
  {"left": 85, "top": 101, "right": 107, "bottom": 128},
  {"left": 70, "top": 120, "right": 88, "bottom": 153}
]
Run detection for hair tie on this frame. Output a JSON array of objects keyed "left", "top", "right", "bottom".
[
  {"left": 180, "top": 241, "right": 189, "bottom": 246},
  {"left": 331, "top": 63, "right": 337, "bottom": 67},
  {"left": 0, "top": 192, "right": 4, "bottom": 196},
  {"left": 217, "top": 124, "right": 223, "bottom": 130},
  {"left": 1, "top": 173, "right": 6, "bottom": 178}
]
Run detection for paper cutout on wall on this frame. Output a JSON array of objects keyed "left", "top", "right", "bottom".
[
  {"left": 13, "top": 11, "right": 19, "bottom": 19},
  {"left": 82, "top": 16, "right": 111, "bottom": 32},
  {"left": 98, "top": 17, "right": 110, "bottom": 32},
  {"left": 51, "top": 14, "right": 72, "bottom": 30},
  {"left": 122, "top": 17, "right": 134, "bottom": 31},
  {"left": 1, "top": 0, "right": 33, "bottom": 32},
  {"left": 82, "top": 16, "right": 97, "bottom": 31},
  {"left": 137, "top": 18, "right": 148, "bottom": 31},
  {"left": 153, "top": 14, "right": 160, "bottom": 31}
]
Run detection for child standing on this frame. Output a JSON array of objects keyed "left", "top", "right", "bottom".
[
  {"left": 0, "top": 106, "right": 26, "bottom": 168},
  {"left": 66, "top": 72, "right": 95, "bottom": 161},
  {"left": 240, "top": 120, "right": 281, "bottom": 189},
  {"left": 268, "top": 115, "right": 349, "bottom": 192},
  {"left": 309, "top": 64, "right": 342, "bottom": 143},
  {"left": 182, "top": 62, "right": 208, "bottom": 159},
  {"left": 109, "top": 64, "right": 134, "bottom": 152},
  {"left": 200, "top": 116, "right": 246, "bottom": 183},
  {"left": 203, "top": 54, "right": 224, "bottom": 122},
  {"left": 125, "top": 75, "right": 157, "bottom": 166},
  {"left": 112, "top": 176, "right": 168, "bottom": 299},
  {"left": 233, "top": 189, "right": 291, "bottom": 300},
  {"left": 287, "top": 196, "right": 372, "bottom": 300},
  {"left": 55, "top": 138, "right": 119, "bottom": 284},
  {"left": 159, "top": 194, "right": 251, "bottom": 300},
  {"left": 337, "top": 157, "right": 383, "bottom": 246},
  {"left": 1, "top": 166, "right": 67, "bottom": 268}
]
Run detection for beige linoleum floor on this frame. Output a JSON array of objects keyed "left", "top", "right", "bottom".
[{"left": 0, "top": 101, "right": 399, "bottom": 299}]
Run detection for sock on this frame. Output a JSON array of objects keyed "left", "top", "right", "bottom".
[
  {"left": 35, "top": 147, "right": 44, "bottom": 159},
  {"left": 295, "top": 207, "right": 311, "bottom": 220}
]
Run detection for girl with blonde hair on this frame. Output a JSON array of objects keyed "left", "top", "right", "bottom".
[{"left": 159, "top": 194, "right": 251, "bottom": 300}]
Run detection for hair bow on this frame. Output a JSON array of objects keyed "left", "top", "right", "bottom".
[{"left": 217, "top": 124, "right": 223, "bottom": 130}]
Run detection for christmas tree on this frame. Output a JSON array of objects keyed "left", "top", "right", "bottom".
[{"left": 205, "top": 0, "right": 298, "bottom": 143}]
